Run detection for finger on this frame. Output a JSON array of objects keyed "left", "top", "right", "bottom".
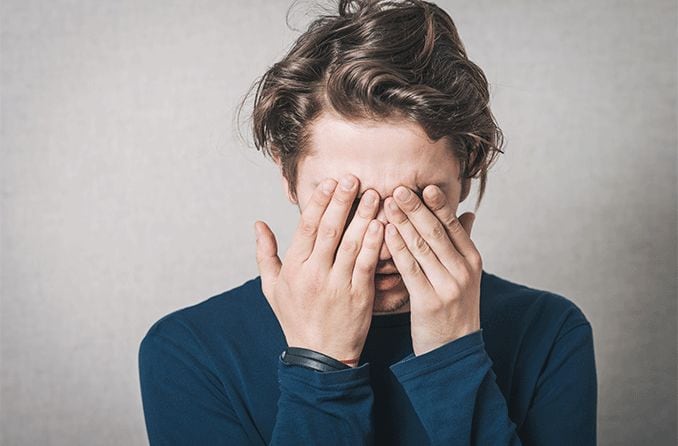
[
  {"left": 286, "top": 179, "right": 338, "bottom": 262},
  {"left": 383, "top": 222, "right": 433, "bottom": 295},
  {"left": 422, "top": 184, "right": 481, "bottom": 263},
  {"left": 333, "top": 189, "right": 380, "bottom": 280},
  {"left": 384, "top": 195, "right": 450, "bottom": 288},
  {"left": 254, "top": 220, "right": 282, "bottom": 299},
  {"left": 307, "top": 174, "right": 360, "bottom": 270},
  {"left": 392, "top": 185, "right": 466, "bottom": 275},
  {"left": 350, "top": 219, "right": 384, "bottom": 292}
]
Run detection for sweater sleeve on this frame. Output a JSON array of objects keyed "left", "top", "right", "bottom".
[
  {"left": 272, "top": 358, "right": 375, "bottom": 445},
  {"left": 138, "top": 325, "right": 251, "bottom": 445},
  {"left": 389, "top": 323, "right": 597, "bottom": 446},
  {"left": 139, "top": 316, "right": 375, "bottom": 445},
  {"left": 517, "top": 322, "right": 597, "bottom": 445}
]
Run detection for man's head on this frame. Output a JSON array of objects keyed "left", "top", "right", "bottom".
[{"left": 241, "top": 0, "right": 504, "bottom": 312}]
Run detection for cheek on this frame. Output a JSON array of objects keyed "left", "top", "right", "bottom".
[
  {"left": 296, "top": 186, "right": 319, "bottom": 210},
  {"left": 436, "top": 187, "right": 460, "bottom": 210}
]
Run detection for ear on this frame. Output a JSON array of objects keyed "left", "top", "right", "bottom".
[
  {"left": 274, "top": 155, "right": 298, "bottom": 205},
  {"left": 458, "top": 151, "right": 477, "bottom": 204},
  {"left": 459, "top": 176, "right": 472, "bottom": 203},
  {"left": 280, "top": 175, "right": 298, "bottom": 205}
]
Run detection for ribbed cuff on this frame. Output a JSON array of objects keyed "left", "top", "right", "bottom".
[
  {"left": 278, "top": 355, "right": 371, "bottom": 389},
  {"left": 389, "top": 329, "right": 485, "bottom": 381}
]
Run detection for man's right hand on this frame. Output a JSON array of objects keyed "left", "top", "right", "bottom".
[{"left": 254, "top": 174, "right": 384, "bottom": 367}]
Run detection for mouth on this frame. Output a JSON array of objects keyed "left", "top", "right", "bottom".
[
  {"left": 375, "top": 264, "right": 398, "bottom": 275},
  {"left": 375, "top": 270, "right": 398, "bottom": 275},
  {"left": 374, "top": 272, "right": 402, "bottom": 290}
]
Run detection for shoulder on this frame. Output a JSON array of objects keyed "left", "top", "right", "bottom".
[
  {"left": 480, "top": 269, "right": 592, "bottom": 340},
  {"left": 140, "top": 275, "right": 274, "bottom": 352}
]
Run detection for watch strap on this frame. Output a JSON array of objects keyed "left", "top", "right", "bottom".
[{"left": 281, "top": 347, "right": 353, "bottom": 372}]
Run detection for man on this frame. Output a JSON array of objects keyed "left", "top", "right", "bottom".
[{"left": 139, "top": 0, "right": 597, "bottom": 444}]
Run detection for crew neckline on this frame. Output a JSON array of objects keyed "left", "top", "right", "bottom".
[{"left": 370, "top": 310, "right": 411, "bottom": 327}]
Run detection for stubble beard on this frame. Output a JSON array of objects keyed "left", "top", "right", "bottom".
[{"left": 372, "top": 289, "right": 410, "bottom": 314}]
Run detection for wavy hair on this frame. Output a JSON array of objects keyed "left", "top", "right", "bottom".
[{"left": 238, "top": 0, "right": 505, "bottom": 211}]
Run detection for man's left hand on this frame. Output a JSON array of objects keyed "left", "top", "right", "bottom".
[{"left": 384, "top": 184, "right": 482, "bottom": 357}]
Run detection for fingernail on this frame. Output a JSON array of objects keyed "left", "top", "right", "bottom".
[
  {"left": 363, "top": 191, "right": 377, "bottom": 206},
  {"left": 340, "top": 175, "right": 355, "bottom": 190},
  {"left": 395, "top": 187, "right": 410, "bottom": 200},
  {"left": 322, "top": 180, "right": 336, "bottom": 195},
  {"left": 424, "top": 185, "right": 439, "bottom": 200}
]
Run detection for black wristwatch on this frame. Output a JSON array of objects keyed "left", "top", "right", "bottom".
[{"left": 280, "top": 347, "right": 353, "bottom": 372}]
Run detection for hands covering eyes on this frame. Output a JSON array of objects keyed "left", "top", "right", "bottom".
[{"left": 255, "top": 173, "right": 481, "bottom": 366}]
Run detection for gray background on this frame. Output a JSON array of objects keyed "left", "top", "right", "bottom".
[{"left": 1, "top": 0, "right": 676, "bottom": 444}]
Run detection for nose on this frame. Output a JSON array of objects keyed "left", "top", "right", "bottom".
[{"left": 375, "top": 201, "right": 392, "bottom": 262}]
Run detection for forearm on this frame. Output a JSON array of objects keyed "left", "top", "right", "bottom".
[
  {"left": 272, "top": 357, "right": 375, "bottom": 445},
  {"left": 389, "top": 323, "right": 597, "bottom": 446}
]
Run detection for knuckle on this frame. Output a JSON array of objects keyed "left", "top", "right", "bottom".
[
  {"left": 455, "top": 271, "right": 471, "bottom": 288},
  {"left": 429, "top": 195, "right": 446, "bottom": 210},
  {"left": 408, "top": 198, "right": 423, "bottom": 212},
  {"left": 300, "top": 219, "right": 317, "bottom": 238},
  {"left": 340, "top": 238, "right": 361, "bottom": 256},
  {"left": 413, "top": 236, "right": 430, "bottom": 254},
  {"left": 320, "top": 224, "right": 338, "bottom": 239},
  {"left": 405, "top": 259, "right": 420, "bottom": 275},
  {"left": 445, "top": 215, "right": 462, "bottom": 233},
  {"left": 448, "top": 281, "right": 462, "bottom": 300},
  {"left": 355, "top": 260, "right": 373, "bottom": 275},
  {"left": 423, "top": 298, "right": 443, "bottom": 313},
  {"left": 394, "top": 239, "right": 409, "bottom": 253},
  {"left": 426, "top": 224, "right": 446, "bottom": 241}
]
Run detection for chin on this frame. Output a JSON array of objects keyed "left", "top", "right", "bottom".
[{"left": 372, "top": 288, "right": 410, "bottom": 314}]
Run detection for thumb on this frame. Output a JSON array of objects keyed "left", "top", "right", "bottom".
[{"left": 254, "top": 220, "right": 282, "bottom": 297}]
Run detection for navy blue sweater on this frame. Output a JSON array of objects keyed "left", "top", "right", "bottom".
[{"left": 138, "top": 270, "right": 597, "bottom": 445}]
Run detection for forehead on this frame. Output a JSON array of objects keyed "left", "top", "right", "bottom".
[{"left": 299, "top": 111, "right": 459, "bottom": 190}]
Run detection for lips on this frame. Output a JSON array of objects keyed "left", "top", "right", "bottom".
[
  {"left": 374, "top": 272, "right": 402, "bottom": 290},
  {"left": 375, "top": 265, "right": 398, "bottom": 275}
]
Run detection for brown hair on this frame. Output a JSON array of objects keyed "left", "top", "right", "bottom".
[{"left": 238, "top": 0, "right": 505, "bottom": 212}]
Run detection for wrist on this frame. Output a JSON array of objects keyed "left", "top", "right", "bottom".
[{"left": 281, "top": 347, "right": 360, "bottom": 372}]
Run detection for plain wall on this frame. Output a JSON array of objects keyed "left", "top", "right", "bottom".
[{"left": 1, "top": 0, "right": 676, "bottom": 444}]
